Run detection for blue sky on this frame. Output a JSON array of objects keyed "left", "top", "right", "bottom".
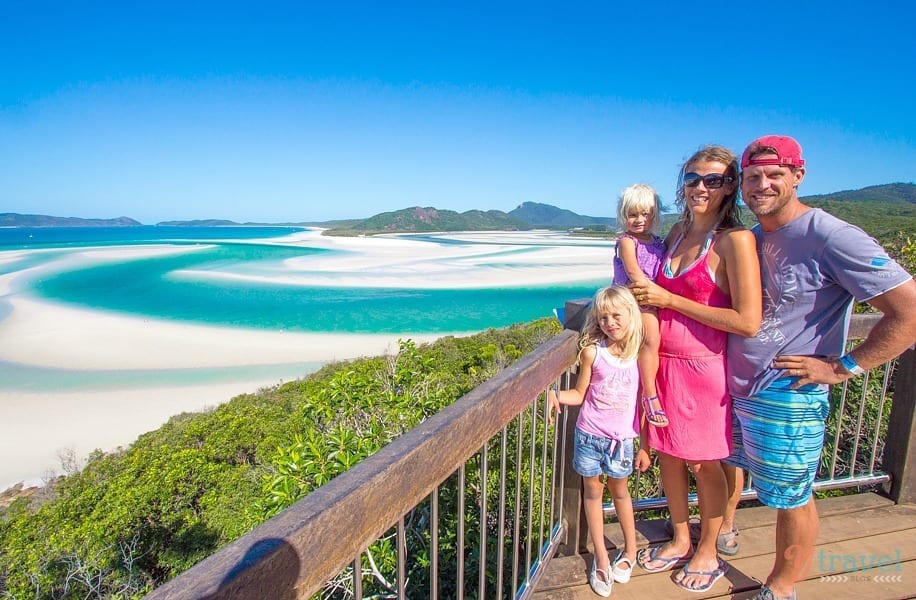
[{"left": 2, "top": 1, "right": 914, "bottom": 224}]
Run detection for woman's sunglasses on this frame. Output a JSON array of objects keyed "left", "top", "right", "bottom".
[{"left": 683, "top": 172, "right": 735, "bottom": 189}]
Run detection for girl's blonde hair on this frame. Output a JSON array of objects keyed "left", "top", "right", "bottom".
[
  {"left": 579, "top": 285, "right": 642, "bottom": 360},
  {"left": 616, "top": 183, "right": 661, "bottom": 235}
]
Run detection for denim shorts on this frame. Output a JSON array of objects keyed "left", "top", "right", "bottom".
[{"left": 572, "top": 427, "right": 634, "bottom": 479}]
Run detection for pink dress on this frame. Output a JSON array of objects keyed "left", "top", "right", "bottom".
[{"left": 648, "top": 232, "right": 731, "bottom": 461}]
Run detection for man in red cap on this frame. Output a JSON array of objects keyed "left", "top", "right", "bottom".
[{"left": 725, "top": 135, "right": 916, "bottom": 599}]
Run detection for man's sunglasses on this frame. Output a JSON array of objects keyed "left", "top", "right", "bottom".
[{"left": 683, "top": 172, "right": 735, "bottom": 189}]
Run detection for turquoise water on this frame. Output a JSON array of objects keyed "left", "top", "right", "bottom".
[
  {"left": 0, "top": 225, "right": 304, "bottom": 248},
  {"left": 4, "top": 227, "right": 603, "bottom": 334},
  {"left": 1, "top": 226, "right": 606, "bottom": 485}
]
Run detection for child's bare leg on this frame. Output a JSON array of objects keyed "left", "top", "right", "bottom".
[
  {"left": 720, "top": 463, "right": 742, "bottom": 553},
  {"left": 583, "top": 475, "right": 611, "bottom": 573},
  {"left": 607, "top": 476, "right": 638, "bottom": 564}
]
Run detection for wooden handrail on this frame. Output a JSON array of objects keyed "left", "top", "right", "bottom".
[{"left": 144, "top": 329, "right": 580, "bottom": 599}]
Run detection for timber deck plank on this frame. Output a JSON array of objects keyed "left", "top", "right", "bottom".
[{"left": 533, "top": 493, "right": 916, "bottom": 599}]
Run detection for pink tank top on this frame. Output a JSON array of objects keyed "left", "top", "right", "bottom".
[
  {"left": 656, "top": 231, "right": 731, "bottom": 356},
  {"left": 576, "top": 342, "right": 640, "bottom": 441}
]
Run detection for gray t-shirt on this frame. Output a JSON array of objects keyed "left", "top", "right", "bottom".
[{"left": 728, "top": 208, "right": 912, "bottom": 398}]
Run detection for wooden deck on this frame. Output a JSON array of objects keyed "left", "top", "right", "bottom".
[{"left": 534, "top": 493, "right": 916, "bottom": 599}]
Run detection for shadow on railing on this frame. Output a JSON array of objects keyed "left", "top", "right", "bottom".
[{"left": 144, "top": 302, "right": 916, "bottom": 599}]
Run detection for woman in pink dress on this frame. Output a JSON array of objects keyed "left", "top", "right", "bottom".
[{"left": 630, "top": 145, "right": 762, "bottom": 593}]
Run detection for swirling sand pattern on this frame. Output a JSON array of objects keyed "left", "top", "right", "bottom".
[{"left": 0, "top": 227, "right": 611, "bottom": 488}]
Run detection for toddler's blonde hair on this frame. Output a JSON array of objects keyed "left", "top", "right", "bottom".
[{"left": 617, "top": 183, "right": 661, "bottom": 235}]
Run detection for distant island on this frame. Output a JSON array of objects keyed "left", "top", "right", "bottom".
[
  {"left": 3, "top": 183, "right": 915, "bottom": 238},
  {"left": 0, "top": 201, "right": 616, "bottom": 232},
  {"left": 0, "top": 214, "right": 142, "bottom": 228}
]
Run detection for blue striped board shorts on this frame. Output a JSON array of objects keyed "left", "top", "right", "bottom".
[{"left": 727, "top": 377, "right": 829, "bottom": 509}]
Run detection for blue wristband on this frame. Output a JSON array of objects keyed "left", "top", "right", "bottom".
[{"left": 838, "top": 354, "right": 865, "bottom": 376}]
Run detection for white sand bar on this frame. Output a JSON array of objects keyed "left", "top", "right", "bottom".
[
  {"left": 0, "top": 295, "right": 435, "bottom": 369},
  {"left": 176, "top": 229, "right": 610, "bottom": 289}
]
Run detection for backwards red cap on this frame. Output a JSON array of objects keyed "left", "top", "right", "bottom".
[{"left": 741, "top": 135, "right": 805, "bottom": 169}]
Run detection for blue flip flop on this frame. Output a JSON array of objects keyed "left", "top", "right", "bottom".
[
  {"left": 637, "top": 545, "right": 691, "bottom": 573},
  {"left": 674, "top": 557, "right": 729, "bottom": 593}
]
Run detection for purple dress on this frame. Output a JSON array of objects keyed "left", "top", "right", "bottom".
[{"left": 613, "top": 234, "right": 666, "bottom": 286}]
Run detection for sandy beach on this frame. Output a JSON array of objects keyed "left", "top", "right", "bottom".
[
  {"left": 0, "top": 230, "right": 609, "bottom": 489},
  {"left": 0, "top": 296, "right": 445, "bottom": 490}
]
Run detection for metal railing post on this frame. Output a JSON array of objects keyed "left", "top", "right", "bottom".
[{"left": 556, "top": 399, "right": 586, "bottom": 556}]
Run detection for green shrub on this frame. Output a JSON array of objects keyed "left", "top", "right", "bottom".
[{"left": 0, "top": 319, "right": 560, "bottom": 598}]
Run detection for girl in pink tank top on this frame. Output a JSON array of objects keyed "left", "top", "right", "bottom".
[{"left": 548, "top": 286, "right": 651, "bottom": 596}]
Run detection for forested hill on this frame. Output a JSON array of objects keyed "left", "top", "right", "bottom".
[
  {"left": 320, "top": 203, "right": 613, "bottom": 235},
  {"left": 801, "top": 182, "right": 916, "bottom": 205},
  {"left": 322, "top": 206, "right": 529, "bottom": 235},
  {"left": 798, "top": 182, "right": 916, "bottom": 240},
  {"left": 507, "top": 201, "right": 614, "bottom": 228}
]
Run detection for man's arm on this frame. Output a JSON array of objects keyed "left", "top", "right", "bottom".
[
  {"left": 775, "top": 279, "right": 916, "bottom": 386},
  {"left": 846, "top": 279, "right": 916, "bottom": 368}
]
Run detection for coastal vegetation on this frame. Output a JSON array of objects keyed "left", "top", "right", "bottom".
[
  {"left": 802, "top": 183, "right": 916, "bottom": 245},
  {"left": 0, "top": 319, "right": 560, "bottom": 598}
]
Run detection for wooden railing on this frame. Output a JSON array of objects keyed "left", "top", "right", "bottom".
[{"left": 144, "top": 305, "right": 916, "bottom": 599}]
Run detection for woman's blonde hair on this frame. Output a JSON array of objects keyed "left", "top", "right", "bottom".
[
  {"left": 617, "top": 183, "right": 662, "bottom": 235},
  {"left": 578, "top": 285, "right": 642, "bottom": 360}
]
